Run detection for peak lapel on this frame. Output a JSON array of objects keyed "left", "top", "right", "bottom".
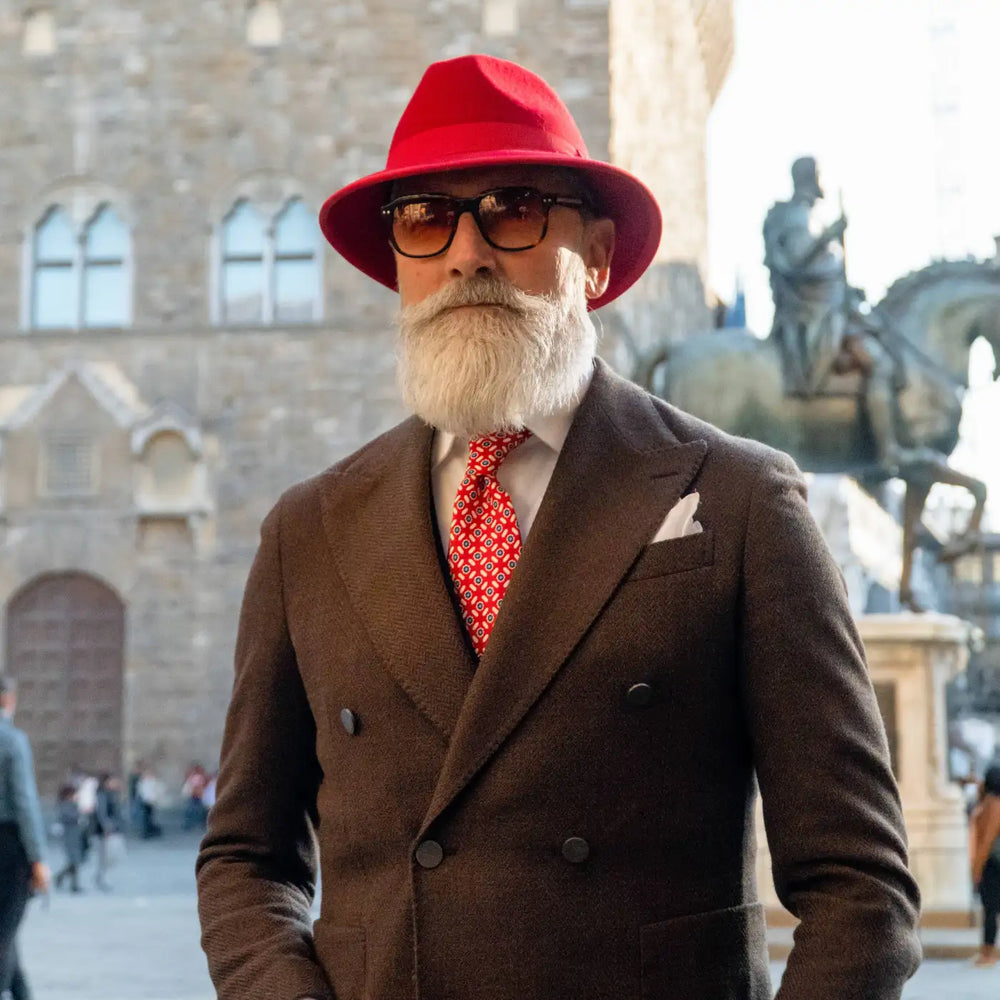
[
  {"left": 420, "top": 362, "right": 708, "bottom": 832},
  {"left": 320, "top": 417, "right": 476, "bottom": 743}
]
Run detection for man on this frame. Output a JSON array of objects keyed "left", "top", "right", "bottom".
[
  {"left": 197, "top": 56, "right": 921, "bottom": 1000},
  {"left": 763, "top": 157, "right": 916, "bottom": 473},
  {"left": 0, "top": 675, "right": 49, "bottom": 999}
]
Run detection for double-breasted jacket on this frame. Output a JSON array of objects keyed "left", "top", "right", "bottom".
[{"left": 197, "top": 361, "right": 921, "bottom": 1000}]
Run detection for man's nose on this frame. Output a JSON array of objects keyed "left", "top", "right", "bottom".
[{"left": 445, "top": 210, "right": 497, "bottom": 280}]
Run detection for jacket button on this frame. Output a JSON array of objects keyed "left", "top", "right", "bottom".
[
  {"left": 562, "top": 837, "right": 590, "bottom": 864},
  {"left": 415, "top": 840, "right": 444, "bottom": 869},
  {"left": 340, "top": 708, "right": 359, "bottom": 735},
  {"left": 625, "top": 682, "right": 654, "bottom": 708}
]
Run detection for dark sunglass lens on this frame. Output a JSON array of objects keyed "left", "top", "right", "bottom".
[
  {"left": 392, "top": 200, "right": 456, "bottom": 256},
  {"left": 479, "top": 189, "right": 546, "bottom": 249}
]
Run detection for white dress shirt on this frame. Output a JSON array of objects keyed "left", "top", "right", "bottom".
[{"left": 431, "top": 371, "right": 592, "bottom": 555}]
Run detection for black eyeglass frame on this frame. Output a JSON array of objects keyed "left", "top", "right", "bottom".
[{"left": 380, "top": 186, "right": 590, "bottom": 258}]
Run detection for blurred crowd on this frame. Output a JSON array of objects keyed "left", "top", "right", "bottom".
[{"left": 49, "top": 761, "right": 217, "bottom": 895}]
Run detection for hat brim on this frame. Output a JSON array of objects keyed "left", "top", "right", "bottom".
[{"left": 319, "top": 150, "right": 662, "bottom": 311}]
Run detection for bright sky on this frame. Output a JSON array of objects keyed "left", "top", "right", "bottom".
[{"left": 706, "top": 0, "right": 1000, "bottom": 526}]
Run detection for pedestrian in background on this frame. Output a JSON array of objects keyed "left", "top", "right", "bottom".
[
  {"left": 127, "top": 759, "right": 145, "bottom": 833},
  {"left": 73, "top": 768, "right": 98, "bottom": 864},
  {"left": 970, "top": 763, "right": 1000, "bottom": 967},
  {"left": 181, "top": 763, "right": 209, "bottom": 831},
  {"left": 137, "top": 765, "right": 164, "bottom": 839},
  {"left": 93, "top": 773, "right": 124, "bottom": 891},
  {"left": 53, "top": 784, "right": 83, "bottom": 893},
  {"left": 0, "top": 675, "right": 49, "bottom": 997}
]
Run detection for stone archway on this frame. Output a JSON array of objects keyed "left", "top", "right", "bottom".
[{"left": 5, "top": 573, "right": 125, "bottom": 796}]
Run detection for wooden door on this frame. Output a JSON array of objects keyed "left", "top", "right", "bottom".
[{"left": 5, "top": 573, "right": 125, "bottom": 796}]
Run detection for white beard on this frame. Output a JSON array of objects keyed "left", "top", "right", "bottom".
[{"left": 395, "top": 250, "right": 597, "bottom": 438}]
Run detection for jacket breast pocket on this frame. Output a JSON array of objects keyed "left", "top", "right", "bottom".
[
  {"left": 640, "top": 902, "right": 770, "bottom": 1000},
  {"left": 313, "top": 921, "right": 366, "bottom": 1000},
  {"left": 627, "top": 529, "right": 714, "bottom": 583}
]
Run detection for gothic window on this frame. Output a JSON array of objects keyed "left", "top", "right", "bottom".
[
  {"left": 274, "top": 199, "right": 320, "bottom": 322},
  {"left": 218, "top": 197, "right": 320, "bottom": 324},
  {"left": 221, "top": 200, "right": 267, "bottom": 324},
  {"left": 83, "top": 205, "right": 129, "bottom": 327},
  {"left": 29, "top": 203, "right": 131, "bottom": 330},
  {"left": 140, "top": 431, "right": 196, "bottom": 506},
  {"left": 32, "top": 208, "right": 77, "bottom": 329},
  {"left": 41, "top": 433, "right": 97, "bottom": 497}
]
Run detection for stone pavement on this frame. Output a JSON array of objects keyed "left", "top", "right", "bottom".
[
  {"left": 12, "top": 830, "right": 1000, "bottom": 999},
  {"left": 18, "top": 831, "right": 216, "bottom": 1000}
]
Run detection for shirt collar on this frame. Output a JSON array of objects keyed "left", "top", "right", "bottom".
[{"left": 431, "top": 366, "right": 593, "bottom": 469}]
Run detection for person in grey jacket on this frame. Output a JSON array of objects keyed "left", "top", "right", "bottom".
[{"left": 0, "top": 675, "right": 49, "bottom": 997}]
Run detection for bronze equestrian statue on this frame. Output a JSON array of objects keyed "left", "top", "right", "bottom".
[{"left": 634, "top": 158, "right": 1000, "bottom": 610}]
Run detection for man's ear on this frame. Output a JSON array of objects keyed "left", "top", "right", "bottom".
[{"left": 582, "top": 218, "right": 615, "bottom": 300}]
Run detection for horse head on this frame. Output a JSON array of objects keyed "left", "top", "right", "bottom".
[{"left": 877, "top": 258, "right": 1000, "bottom": 388}]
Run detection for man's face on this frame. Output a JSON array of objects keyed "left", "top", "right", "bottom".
[
  {"left": 391, "top": 165, "right": 614, "bottom": 306},
  {"left": 390, "top": 164, "right": 616, "bottom": 437}
]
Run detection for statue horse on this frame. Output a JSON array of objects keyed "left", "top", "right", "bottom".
[{"left": 632, "top": 258, "right": 1000, "bottom": 610}]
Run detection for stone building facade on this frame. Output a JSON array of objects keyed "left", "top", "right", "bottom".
[{"left": 0, "top": 0, "right": 733, "bottom": 795}]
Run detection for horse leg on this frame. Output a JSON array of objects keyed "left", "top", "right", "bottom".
[
  {"left": 928, "top": 464, "right": 988, "bottom": 560},
  {"left": 899, "top": 473, "right": 933, "bottom": 612}
]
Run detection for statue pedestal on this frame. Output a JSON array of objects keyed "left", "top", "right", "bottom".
[{"left": 756, "top": 612, "right": 975, "bottom": 922}]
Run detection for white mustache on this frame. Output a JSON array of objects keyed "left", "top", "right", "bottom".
[{"left": 401, "top": 275, "right": 548, "bottom": 327}]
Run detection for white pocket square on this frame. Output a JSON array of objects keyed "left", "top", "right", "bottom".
[{"left": 650, "top": 491, "right": 703, "bottom": 543}]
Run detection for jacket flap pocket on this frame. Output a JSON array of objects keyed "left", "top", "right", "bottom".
[
  {"left": 640, "top": 902, "right": 770, "bottom": 999},
  {"left": 628, "top": 529, "right": 714, "bottom": 582},
  {"left": 313, "top": 922, "right": 366, "bottom": 1000}
]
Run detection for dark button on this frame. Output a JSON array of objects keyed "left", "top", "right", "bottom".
[
  {"left": 625, "top": 682, "right": 654, "bottom": 709},
  {"left": 415, "top": 840, "right": 444, "bottom": 869},
  {"left": 562, "top": 837, "right": 590, "bottom": 864},
  {"left": 340, "top": 708, "right": 359, "bottom": 735}
]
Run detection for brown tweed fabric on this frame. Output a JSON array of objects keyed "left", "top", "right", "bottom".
[{"left": 196, "top": 359, "right": 920, "bottom": 1000}]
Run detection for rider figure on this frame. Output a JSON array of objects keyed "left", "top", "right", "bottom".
[{"left": 764, "top": 156, "right": 915, "bottom": 472}]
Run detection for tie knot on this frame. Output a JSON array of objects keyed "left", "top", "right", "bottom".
[{"left": 467, "top": 430, "right": 531, "bottom": 476}]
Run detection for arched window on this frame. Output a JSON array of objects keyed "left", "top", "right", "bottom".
[
  {"left": 217, "top": 197, "right": 321, "bottom": 325},
  {"left": 83, "top": 206, "right": 129, "bottom": 327},
  {"left": 221, "top": 200, "right": 267, "bottom": 323},
  {"left": 32, "top": 208, "right": 77, "bottom": 329},
  {"left": 29, "top": 202, "right": 131, "bottom": 329},
  {"left": 141, "top": 430, "right": 196, "bottom": 505},
  {"left": 274, "top": 199, "right": 320, "bottom": 322}
]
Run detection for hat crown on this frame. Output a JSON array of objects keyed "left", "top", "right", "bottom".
[
  {"left": 318, "top": 55, "right": 662, "bottom": 311},
  {"left": 386, "top": 55, "right": 589, "bottom": 170}
]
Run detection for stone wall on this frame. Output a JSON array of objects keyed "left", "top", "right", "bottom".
[{"left": 0, "top": 0, "right": 732, "bottom": 790}]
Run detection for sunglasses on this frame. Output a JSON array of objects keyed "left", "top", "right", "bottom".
[{"left": 380, "top": 186, "right": 590, "bottom": 259}]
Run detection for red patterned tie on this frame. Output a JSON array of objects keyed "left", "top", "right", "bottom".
[{"left": 448, "top": 431, "right": 531, "bottom": 656}]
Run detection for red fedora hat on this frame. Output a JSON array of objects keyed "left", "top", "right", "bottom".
[{"left": 319, "top": 55, "right": 662, "bottom": 311}]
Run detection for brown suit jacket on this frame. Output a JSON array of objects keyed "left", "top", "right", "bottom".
[{"left": 197, "top": 360, "right": 921, "bottom": 1000}]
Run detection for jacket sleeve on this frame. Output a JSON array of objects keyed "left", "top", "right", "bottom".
[
  {"left": 738, "top": 453, "right": 921, "bottom": 999},
  {"left": 196, "top": 499, "right": 334, "bottom": 1000},
  {"left": 11, "top": 729, "right": 46, "bottom": 864}
]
